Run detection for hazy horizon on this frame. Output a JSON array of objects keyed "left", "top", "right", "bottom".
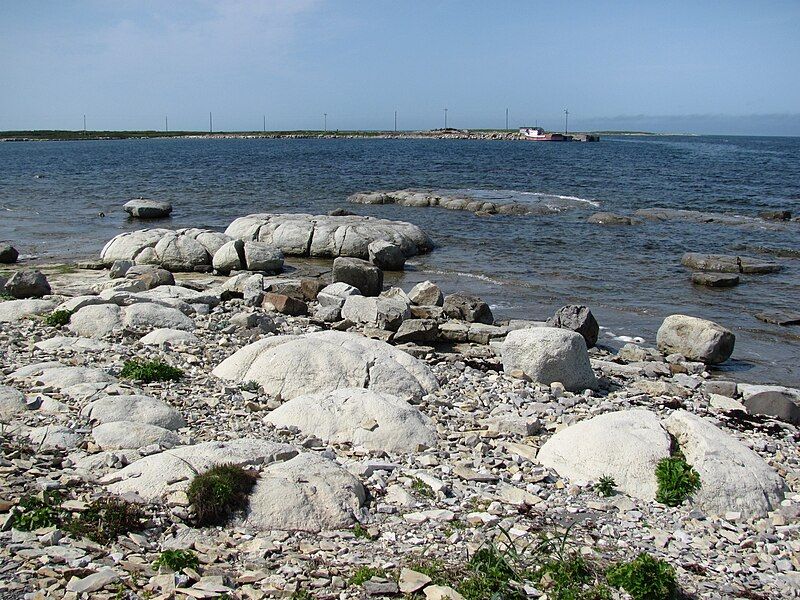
[{"left": 2, "top": 1, "right": 799, "bottom": 136}]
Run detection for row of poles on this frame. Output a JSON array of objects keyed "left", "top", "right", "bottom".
[{"left": 77, "top": 109, "right": 572, "bottom": 133}]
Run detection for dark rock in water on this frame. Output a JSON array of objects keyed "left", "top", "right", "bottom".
[
  {"left": 681, "top": 252, "right": 781, "bottom": 274},
  {"left": 547, "top": 305, "right": 599, "bottom": 348},
  {"left": 443, "top": 293, "right": 494, "bottom": 325},
  {"left": 691, "top": 272, "right": 740, "bottom": 288},
  {"left": 759, "top": 210, "right": 791, "bottom": 221},
  {"left": 6, "top": 270, "right": 51, "bottom": 298},
  {"left": 332, "top": 257, "right": 383, "bottom": 297},
  {"left": 742, "top": 388, "right": 800, "bottom": 426},
  {"left": 328, "top": 208, "right": 355, "bottom": 217},
  {"left": 754, "top": 310, "right": 800, "bottom": 326},
  {"left": 262, "top": 292, "right": 308, "bottom": 316},
  {"left": 123, "top": 198, "right": 173, "bottom": 219},
  {"left": 587, "top": 212, "right": 638, "bottom": 225},
  {"left": 368, "top": 239, "right": 405, "bottom": 271},
  {"left": 0, "top": 244, "right": 19, "bottom": 264}
]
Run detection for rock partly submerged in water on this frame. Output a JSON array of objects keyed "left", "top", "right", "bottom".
[
  {"left": 547, "top": 305, "right": 599, "bottom": 348},
  {"left": 656, "top": 314, "right": 735, "bottom": 364},
  {"left": 691, "top": 272, "right": 740, "bottom": 287},
  {"left": 123, "top": 198, "right": 173, "bottom": 219},
  {"left": 681, "top": 252, "right": 781, "bottom": 274}
]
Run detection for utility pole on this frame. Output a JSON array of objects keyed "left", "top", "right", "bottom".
[
  {"left": 505, "top": 108, "right": 509, "bottom": 131},
  {"left": 443, "top": 108, "right": 448, "bottom": 129},
  {"left": 209, "top": 112, "right": 213, "bottom": 133},
  {"left": 165, "top": 115, "right": 168, "bottom": 132},
  {"left": 83, "top": 114, "right": 86, "bottom": 132},
  {"left": 324, "top": 113, "right": 327, "bottom": 132},
  {"left": 394, "top": 110, "right": 397, "bottom": 132},
  {"left": 263, "top": 115, "right": 266, "bottom": 133},
  {"left": 564, "top": 109, "right": 569, "bottom": 135}
]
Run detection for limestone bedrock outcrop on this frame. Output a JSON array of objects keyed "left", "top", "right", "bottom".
[
  {"left": 656, "top": 314, "right": 735, "bottom": 364},
  {"left": 69, "top": 301, "right": 195, "bottom": 339},
  {"left": 537, "top": 410, "right": 671, "bottom": 501},
  {"left": 123, "top": 198, "right": 173, "bottom": 219},
  {"left": 225, "top": 213, "right": 433, "bottom": 259},
  {"left": 244, "top": 453, "right": 366, "bottom": 532},
  {"left": 265, "top": 388, "right": 437, "bottom": 452},
  {"left": 664, "top": 410, "right": 785, "bottom": 517},
  {"left": 502, "top": 327, "right": 597, "bottom": 391},
  {"left": 92, "top": 421, "right": 180, "bottom": 451},
  {"left": 737, "top": 384, "right": 800, "bottom": 426},
  {"left": 212, "top": 330, "right": 439, "bottom": 402},
  {"left": 101, "top": 228, "right": 231, "bottom": 272}
]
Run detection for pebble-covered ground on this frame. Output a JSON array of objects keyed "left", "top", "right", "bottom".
[{"left": 1, "top": 266, "right": 799, "bottom": 600}]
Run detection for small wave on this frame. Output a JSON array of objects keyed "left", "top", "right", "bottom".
[
  {"left": 518, "top": 191, "right": 601, "bottom": 208},
  {"left": 420, "top": 268, "right": 506, "bottom": 286},
  {"left": 438, "top": 188, "right": 600, "bottom": 209}
]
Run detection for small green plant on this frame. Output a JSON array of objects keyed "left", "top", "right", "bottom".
[
  {"left": 44, "top": 309, "right": 73, "bottom": 327},
  {"left": 655, "top": 455, "right": 701, "bottom": 507},
  {"left": 241, "top": 380, "right": 261, "bottom": 393},
  {"left": 0, "top": 291, "right": 14, "bottom": 301},
  {"left": 459, "top": 544, "right": 525, "bottom": 600},
  {"left": 353, "top": 523, "right": 374, "bottom": 540},
  {"left": 65, "top": 497, "right": 144, "bottom": 544},
  {"left": 348, "top": 566, "right": 387, "bottom": 586},
  {"left": 291, "top": 590, "right": 313, "bottom": 600},
  {"left": 594, "top": 475, "right": 616, "bottom": 498},
  {"left": 152, "top": 549, "right": 200, "bottom": 572},
  {"left": 8, "top": 492, "right": 63, "bottom": 531},
  {"left": 186, "top": 463, "right": 257, "bottom": 526},
  {"left": 120, "top": 359, "right": 183, "bottom": 383},
  {"left": 411, "top": 477, "right": 435, "bottom": 499},
  {"left": 607, "top": 553, "right": 677, "bottom": 600}
]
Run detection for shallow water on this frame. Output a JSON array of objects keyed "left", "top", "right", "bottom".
[{"left": 1, "top": 135, "right": 799, "bottom": 385}]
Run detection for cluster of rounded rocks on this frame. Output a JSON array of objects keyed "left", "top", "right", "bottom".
[{"left": 0, "top": 255, "right": 798, "bottom": 599}]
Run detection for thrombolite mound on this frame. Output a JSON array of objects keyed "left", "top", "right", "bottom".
[
  {"left": 10, "top": 362, "right": 116, "bottom": 399},
  {"left": 212, "top": 330, "right": 439, "bottom": 402},
  {"left": 664, "top": 410, "right": 785, "bottom": 517},
  {"left": 539, "top": 409, "right": 785, "bottom": 517},
  {"left": 0, "top": 385, "right": 26, "bottom": 420},
  {"left": 245, "top": 453, "right": 366, "bottom": 532},
  {"left": 224, "top": 213, "right": 433, "bottom": 259},
  {"left": 92, "top": 421, "right": 180, "bottom": 451},
  {"left": 265, "top": 388, "right": 437, "bottom": 452},
  {"left": 537, "top": 410, "right": 671, "bottom": 501},
  {"left": 102, "top": 439, "right": 298, "bottom": 501},
  {"left": 0, "top": 298, "right": 61, "bottom": 323},
  {"left": 69, "top": 301, "right": 195, "bottom": 338},
  {"left": 82, "top": 395, "right": 185, "bottom": 430}
]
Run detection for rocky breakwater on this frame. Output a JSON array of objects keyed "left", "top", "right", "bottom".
[{"left": 1, "top": 261, "right": 799, "bottom": 598}]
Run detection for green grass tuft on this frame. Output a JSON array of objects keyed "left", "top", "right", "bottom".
[
  {"left": 607, "top": 553, "right": 677, "bottom": 600},
  {"left": 291, "top": 590, "right": 313, "bottom": 600},
  {"left": 348, "top": 566, "right": 387, "bottom": 586},
  {"left": 655, "top": 455, "right": 701, "bottom": 507},
  {"left": 8, "top": 492, "right": 63, "bottom": 531},
  {"left": 353, "top": 523, "right": 374, "bottom": 540},
  {"left": 153, "top": 549, "right": 200, "bottom": 572},
  {"left": 120, "top": 359, "right": 183, "bottom": 383},
  {"left": 594, "top": 475, "right": 616, "bottom": 498},
  {"left": 44, "top": 309, "right": 73, "bottom": 327},
  {"left": 411, "top": 477, "right": 435, "bottom": 499},
  {"left": 64, "top": 497, "right": 144, "bottom": 544},
  {"left": 186, "top": 463, "right": 258, "bottom": 526}
]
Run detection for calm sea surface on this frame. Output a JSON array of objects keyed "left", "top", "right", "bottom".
[{"left": 1, "top": 136, "right": 799, "bottom": 385}]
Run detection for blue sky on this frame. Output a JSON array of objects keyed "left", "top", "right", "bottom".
[{"left": 2, "top": 0, "right": 799, "bottom": 134}]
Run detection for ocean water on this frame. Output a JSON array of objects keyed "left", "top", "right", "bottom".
[{"left": 1, "top": 135, "right": 799, "bottom": 385}]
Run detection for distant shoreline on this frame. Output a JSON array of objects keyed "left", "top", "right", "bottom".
[{"left": 0, "top": 128, "right": 662, "bottom": 142}]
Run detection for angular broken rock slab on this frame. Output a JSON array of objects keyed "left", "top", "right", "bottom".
[
  {"left": 265, "top": 388, "right": 436, "bottom": 453},
  {"left": 212, "top": 330, "right": 438, "bottom": 402}
]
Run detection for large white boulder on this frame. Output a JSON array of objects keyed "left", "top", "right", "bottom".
[
  {"left": 213, "top": 330, "right": 438, "bottom": 402},
  {"left": 265, "top": 388, "right": 436, "bottom": 452},
  {"left": 139, "top": 328, "right": 200, "bottom": 346},
  {"left": 245, "top": 453, "right": 366, "bottom": 532},
  {"left": 69, "top": 304, "right": 123, "bottom": 338},
  {"left": 537, "top": 410, "right": 671, "bottom": 500},
  {"left": 103, "top": 439, "right": 297, "bottom": 501},
  {"left": 501, "top": 327, "right": 597, "bottom": 391},
  {"left": 122, "top": 302, "right": 195, "bottom": 331},
  {"left": 100, "top": 229, "right": 171, "bottom": 263},
  {"left": 340, "top": 295, "right": 410, "bottom": 331},
  {"left": 656, "top": 315, "right": 735, "bottom": 364},
  {"left": 0, "top": 385, "right": 26, "bottom": 420},
  {"left": 212, "top": 240, "right": 244, "bottom": 273},
  {"left": 34, "top": 336, "right": 111, "bottom": 353},
  {"left": 10, "top": 363, "right": 116, "bottom": 400},
  {"left": 82, "top": 395, "right": 185, "bottom": 430},
  {"left": 663, "top": 410, "right": 785, "bottom": 517},
  {"left": 0, "top": 298, "right": 61, "bottom": 323},
  {"left": 92, "top": 421, "right": 180, "bottom": 450}
]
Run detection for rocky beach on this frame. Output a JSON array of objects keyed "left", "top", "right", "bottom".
[{"left": 1, "top": 204, "right": 799, "bottom": 600}]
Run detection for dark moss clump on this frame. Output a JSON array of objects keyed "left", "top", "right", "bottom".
[
  {"left": 655, "top": 455, "right": 701, "bottom": 507},
  {"left": 186, "top": 463, "right": 258, "bottom": 526},
  {"left": 120, "top": 359, "right": 183, "bottom": 383},
  {"left": 64, "top": 497, "right": 144, "bottom": 544},
  {"left": 44, "top": 309, "right": 73, "bottom": 327}
]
